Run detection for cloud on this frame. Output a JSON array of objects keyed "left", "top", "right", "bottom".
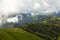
[
  {"left": 0, "top": 0, "right": 60, "bottom": 14},
  {"left": 33, "top": 3, "right": 40, "bottom": 9},
  {"left": 7, "top": 16, "right": 19, "bottom": 23},
  {"left": 31, "top": 13, "right": 40, "bottom": 16},
  {"left": 0, "top": 0, "right": 60, "bottom": 25}
]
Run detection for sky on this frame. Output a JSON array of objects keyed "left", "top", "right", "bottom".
[
  {"left": 0, "top": 0, "right": 60, "bottom": 14},
  {"left": 0, "top": 0, "right": 60, "bottom": 25}
]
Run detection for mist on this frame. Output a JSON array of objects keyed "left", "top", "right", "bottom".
[{"left": 0, "top": 0, "right": 60, "bottom": 25}]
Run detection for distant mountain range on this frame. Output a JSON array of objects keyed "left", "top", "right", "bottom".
[
  {"left": 2, "top": 11, "right": 60, "bottom": 27},
  {"left": 53, "top": 11, "right": 60, "bottom": 17}
]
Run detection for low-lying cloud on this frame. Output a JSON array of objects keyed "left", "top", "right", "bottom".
[{"left": 0, "top": 0, "right": 60, "bottom": 25}]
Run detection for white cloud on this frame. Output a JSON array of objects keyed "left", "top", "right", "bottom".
[
  {"left": 0, "top": 20, "right": 2, "bottom": 25},
  {"left": 33, "top": 3, "right": 40, "bottom": 9},
  {"left": 31, "top": 13, "right": 35, "bottom": 16},
  {"left": 19, "top": 14, "right": 23, "bottom": 20},
  {"left": 31, "top": 13, "right": 40, "bottom": 16},
  {"left": 41, "top": 0, "right": 50, "bottom": 7},
  {"left": 0, "top": 0, "right": 60, "bottom": 14},
  {"left": 7, "top": 16, "right": 19, "bottom": 23}
]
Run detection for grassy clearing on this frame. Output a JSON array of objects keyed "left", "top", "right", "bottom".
[{"left": 0, "top": 28, "right": 44, "bottom": 40}]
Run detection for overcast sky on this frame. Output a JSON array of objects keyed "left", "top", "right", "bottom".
[{"left": 0, "top": 0, "right": 60, "bottom": 14}]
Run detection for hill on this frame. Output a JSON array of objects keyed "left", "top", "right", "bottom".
[
  {"left": 0, "top": 28, "right": 44, "bottom": 40},
  {"left": 21, "top": 19, "right": 60, "bottom": 40}
]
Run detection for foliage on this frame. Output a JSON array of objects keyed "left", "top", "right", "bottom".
[{"left": 20, "top": 16, "right": 60, "bottom": 40}]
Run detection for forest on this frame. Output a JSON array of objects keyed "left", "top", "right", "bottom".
[{"left": 19, "top": 15, "right": 60, "bottom": 40}]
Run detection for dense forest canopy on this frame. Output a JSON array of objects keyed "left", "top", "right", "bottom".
[{"left": 19, "top": 15, "right": 60, "bottom": 40}]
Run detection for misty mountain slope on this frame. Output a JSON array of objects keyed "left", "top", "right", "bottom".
[
  {"left": 21, "top": 17, "right": 60, "bottom": 40},
  {"left": 0, "top": 28, "right": 44, "bottom": 40},
  {"left": 0, "top": 0, "right": 60, "bottom": 27},
  {"left": 1, "top": 12, "right": 60, "bottom": 27}
]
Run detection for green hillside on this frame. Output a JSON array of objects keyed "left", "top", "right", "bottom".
[{"left": 0, "top": 28, "right": 44, "bottom": 40}]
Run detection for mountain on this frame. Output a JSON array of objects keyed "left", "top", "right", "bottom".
[
  {"left": 53, "top": 11, "right": 60, "bottom": 17},
  {"left": 2, "top": 12, "right": 60, "bottom": 27}
]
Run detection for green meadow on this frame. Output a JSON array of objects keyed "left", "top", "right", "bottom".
[{"left": 0, "top": 28, "right": 44, "bottom": 40}]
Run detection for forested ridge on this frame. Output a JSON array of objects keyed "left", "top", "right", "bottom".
[{"left": 19, "top": 15, "right": 60, "bottom": 40}]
